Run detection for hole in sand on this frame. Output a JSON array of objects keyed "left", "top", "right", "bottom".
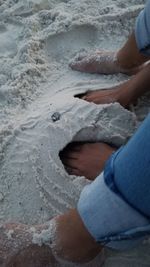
[
  {"left": 59, "top": 141, "right": 92, "bottom": 176},
  {"left": 59, "top": 137, "right": 117, "bottom": 182},
  {"left": 74, "top": 92, "right": 87, "bottom": 99},
  {"left": 45, "top": 24, "right": 98, "bottom": 61}
]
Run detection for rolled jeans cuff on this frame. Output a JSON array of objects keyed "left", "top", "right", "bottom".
[{"left": 77, "top": 172, "right": 150, "bottom": 250}]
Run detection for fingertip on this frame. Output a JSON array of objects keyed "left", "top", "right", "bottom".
[
  {"left": 69, "top": 62, "right": 74, "bottom": 68},
  {"left": 69, "top": 63, "right": 78, "bottom": 70}
]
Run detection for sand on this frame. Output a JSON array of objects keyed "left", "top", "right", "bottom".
[{"left": 0, "top": 0, "right": 150, "bottom": 266}]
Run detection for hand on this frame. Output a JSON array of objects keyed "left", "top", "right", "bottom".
[{"left": 76, "top": 81, "right": 135, "bottom": 108}]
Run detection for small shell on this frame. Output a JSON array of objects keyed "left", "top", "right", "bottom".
[{"left": 51, "top": 112, "right": 61, "bottom": 122}]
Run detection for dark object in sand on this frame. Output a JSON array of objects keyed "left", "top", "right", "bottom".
[{"left": 51, "top": 112, "right": 61, "bottom": 122}]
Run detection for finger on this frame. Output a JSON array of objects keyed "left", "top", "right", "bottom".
[
  {"left": 62, "top": 151, "right": 79, "bottom": 159},
  {"left": 81, "top": 92, "right": 91, "bottom": 100},
  {"left": 74, "top": 93, "right": 86, "bottom": 99},
  {"left": 65, "top": 141, "right": 81, "bottom": 150},
  {"left": 69, "top": 60, "right": 82, "bottom": 67},
  {"left": 60, "top": 145, "right": 81, "bottom": 161},
  {"left": 69, "top": 145, "right": 83, "bottom": 152},
  {"left": 83, "top": 95, "right": 96, "bottom": 103},
  {"left": 69, "top": 60, "right": 85, "bottom": 71},
  {"left": 65, "top": 166, "right": 81, "bottom": 176},
  {"left": 74, "top": 53, "right": 87, "bottom": 62},
  {"left": 82, "top": 95, "right": 87, "bottom": 100},
  {"left": 81, "top": 91, "right": 96, "bottom": 101},
  {"left": 67, "top": 142, "right": 85, "bottom": 151},
  {"left": 61, "top": 158, "right": 79, "bottom": 169}
]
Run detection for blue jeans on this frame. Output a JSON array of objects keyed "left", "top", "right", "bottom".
[
  {"left": 112, "top": 115, "right": 150, "bottom": 218},
  {"left": 78, "top": 2, "right": 150, "bottom": 250},
  {"left": 135, "top": 0, "right": 150, "bottom": 55},
  {"left": 78, "top": 114, "right": 150, "bottom": 250}
]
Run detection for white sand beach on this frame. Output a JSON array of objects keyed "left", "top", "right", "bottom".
[{"left": 0, "top": 0, "right": 150, "bottom": 266}]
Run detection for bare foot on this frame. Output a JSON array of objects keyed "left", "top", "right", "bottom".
[
  {"left": 60, "top": 142, "right": 116, "bottom": 180},
  {"left": 77, "top": 80, "right": 136, "bottom": 108},
  {"left": 5, "top": 245, "right": 56, "bottom": 267},
  {"left": 69, "top": 51, "right": 141, "bottom": 75},
  {"left": 54, "top": 209, "right": 103, "bottom": 264},
  {"left": 0, "top": 222, "right": 57, "bottom": 267},
  {"left": 76, "top": 61, "right": 150, "bottom": 108},
  {"left": 0, "top": 210, "right": 104, "bottom": 266}
]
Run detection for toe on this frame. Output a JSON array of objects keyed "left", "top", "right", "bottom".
[
  {"left": 70, "top": 62, "right": 83, "bottom": 71},
  {"left": 61, "top": 157, "right": 79, "bottom": 169},
  {"left": 65, "top": 166, "right": 81, "bottom": 176}
]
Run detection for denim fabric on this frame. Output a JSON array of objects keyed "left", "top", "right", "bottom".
[
  {"left": 77, "top": 1, "right": 150, "bottom": 250},
  {"left": 77, "top": 173, "right": 150, "bottom": 250},
  {"left": 135, "top": 0, "right": 150, "bottom": 55},
  {"left": 112, "top": 114, "right": 150, "bottom": 218},
  {"left": 78, "top": 113, "right": 150, "bottom": 250}
]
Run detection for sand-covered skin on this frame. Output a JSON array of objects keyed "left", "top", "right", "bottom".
[{"left": 0, "top": 0, "right": 150, "bottom": 266}]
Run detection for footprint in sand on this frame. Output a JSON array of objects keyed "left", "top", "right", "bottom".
[
  {"left": 0, "top": 23, "right": 22, "bottom": 57},
  {"left": 45, "top": 25, "right": 98, "bottom": 61}
]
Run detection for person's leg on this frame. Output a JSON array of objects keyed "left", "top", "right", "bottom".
[
  {"left": 117, "top": 33, "right": 149, "bottom": 70},
  {"left": 0, "top": 222, "right": 57, "bottom": 266},
  {"left": 0, "top": 210, "right": 103, "bottom": 267},
  {"left": 53, "top": 209, "right": 103, "bottom": 264},
  {"left": 78, "top": 172, "right": 150, "bottom": 251},
  {"left": 77, "top": 114, "right": 150, "bottom": 251},
  {"left": 2, "top": 116, "right": 150, "bottom": 265},
  {"left": 70, "top": 32, "right": 149, "bottom": 75},
  {"left": 72, "top": 1, "right": 150, "bottom": 106},
  {"left": 70, "top": 0, "right": 150, "bottom": 75},
  {"left": 81, "top": 59, "right": 150, "bottom": 107},
  {"left": 58, "top": 115, "right": 150, "bottom": 256}
]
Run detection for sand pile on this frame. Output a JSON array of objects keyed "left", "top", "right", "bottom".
[{"left": 0, "top": 0, "right": 150, "bottom": 266}]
